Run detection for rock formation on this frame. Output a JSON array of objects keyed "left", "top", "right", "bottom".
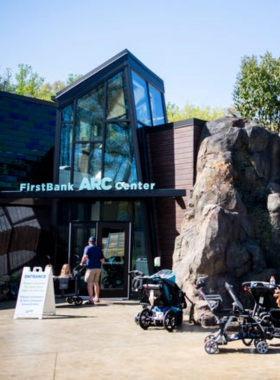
[{"left": 173, "top": 117, "right": 280, "bottom": 324}]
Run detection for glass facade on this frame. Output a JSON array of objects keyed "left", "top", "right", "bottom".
[
  {"left": 58, "top": 71, "right": 138, "bottom": 187},
  {"left": 55, "top": 50, "right": 167, "bottom": 293},
  {"left": 132, "top": 71, "right": 152, "bottom": 126},
  {"left": 132, "top": 70, "right": 165, "bottom": 127},
  {"left": 104, "top": 121, "right": 137, "bottom": 184}
]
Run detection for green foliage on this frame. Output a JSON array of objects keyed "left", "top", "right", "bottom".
[
  {"left": 0, "top": 64, "right": 82, "bottom": 101},
  {"left": 166, "top": 101, "right": 225, "bottom": 122},
  {"left": 0, "top": 67, "right": 14, "bottom": 92},
  {"left": 233, "top": 52, "right": 280, "bottom": 133},
  {"left": 15, "top": 64, "right": 45, "bottom": 98},
  {"left": 66, "top": 73, "right": 82, "bottom": 85}
]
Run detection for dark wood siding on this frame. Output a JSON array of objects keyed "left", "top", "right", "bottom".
[{"left": 145, "top": 119, "right": 204, "bottom": 268}]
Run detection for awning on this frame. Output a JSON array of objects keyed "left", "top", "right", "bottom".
[{"left": 0, "top": 188, "right": 186, "bottom": 199}]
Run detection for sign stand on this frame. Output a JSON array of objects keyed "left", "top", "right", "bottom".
[{"left": 14, "top": 266, "right": 56, "bottom": 319}]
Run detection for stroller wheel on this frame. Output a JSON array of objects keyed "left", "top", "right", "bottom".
[
  {"left": 256, "top": 340, "right": 268, "bottom": 354},
  {"left": 164, "top": 310, "right": 176, "bottom": 332},
  {"left": 204, "top": 339, "right": 219, "bottom": 354},
  {"left": 75, "top": 297, "right": 83, "bottom": 306},
  {"left": 139, "top": 308, "right": 151, "bottom": 330},
  {"left": 66, "top": 296, "right": 74, "bottom": 304}
]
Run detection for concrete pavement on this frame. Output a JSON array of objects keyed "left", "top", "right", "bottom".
[{"left": 0, "top": 297, "right": 280, "bottom": 379}]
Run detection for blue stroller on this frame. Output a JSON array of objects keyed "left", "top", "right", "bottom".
[{"left": 132, "top": 270, "right": 188, "bottom": 332}]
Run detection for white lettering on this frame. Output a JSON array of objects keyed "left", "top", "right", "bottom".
[
  {"left": 90, "top": 178, "right": 102, "bottom": 190},
  {"left": 20, "top": 184, "right": 27, "bottom": 191},
  {"left": 19, "top": 179, "right": 156, "bottom": 192},
  {"left": 67, "top": 183, "right": 74, "bottom": 191},
  {"left": 79, "top": 178, "right": 91, "bottom": 190},
  {"left": 101, "top": 177, "right": 113, "bottom": 190}
]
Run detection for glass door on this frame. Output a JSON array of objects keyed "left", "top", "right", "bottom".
[
  {"left": 69, "top": 222, "right": 130, "bottom": 298},
  {"left": 99, "top": 222, "right": 130, "bottom": 298},
  {"left": 69, "top": 222, "right": 97, "bottom": 267}
]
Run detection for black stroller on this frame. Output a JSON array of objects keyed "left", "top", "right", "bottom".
[
  {"left": 242, "top": 281, "right": 280, "bottom": 340},
  {"left": 132, "top": 269, "right": 189, "bottom": 332},
  {"left": 195, "top": 279, "right": 270, "bottom": 354},
  {"left": 66, "top": 264, "right": 85, "bottom": 306}
]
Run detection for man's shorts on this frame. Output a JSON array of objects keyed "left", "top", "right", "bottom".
[{"left": 84, "top": 268, "right": 102, "bottom": 283}]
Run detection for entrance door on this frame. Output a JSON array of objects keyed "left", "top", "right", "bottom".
[
  {"left": 69, "top": 222, "right": 130, "bottom": 298},
  {"left": 99, "top": 222, "right": 130, "bottom": 298}
]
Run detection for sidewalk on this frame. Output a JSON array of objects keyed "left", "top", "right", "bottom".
[{"left": 0, "top": 298, "right": 280, "bottom": 380}]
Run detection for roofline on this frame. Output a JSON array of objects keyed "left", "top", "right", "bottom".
[
  {"left": 0, "top": 90, "right": 55, "bottom": 107},
  {"left": 55, "top": 49, "right": 164, "bottom": 100}
]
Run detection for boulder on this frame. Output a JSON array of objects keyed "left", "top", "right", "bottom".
[{"left": 173, "top": 117, "right": 280, "bottom": 325}]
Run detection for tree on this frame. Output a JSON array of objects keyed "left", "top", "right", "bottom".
[
  {"left": 233, "top": 52, "right": 280, "bottom": 133},
  {"left": 166, "top": 101, "right": 225, "bottom": 122},
  {"left": 15, "top": 64, "right": 46, "bottom": 98},
  {"left": 0, "top": 65, "right": 82, "bottom": 101},
  {"left": 0, "top": 67, "right": 14, "bottom": 92}
]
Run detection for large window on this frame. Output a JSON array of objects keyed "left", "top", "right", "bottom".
[
  {"left": 58, "top": 67, "right": 165, "bottom": 187},
  {"left": 132, "top": 70, "right": 165, "bottom": 127},
  {"left": 59, "top": 71, "right": 132, "bottom": 187},
  {"left": 149, "top": 84, "right": 165, "bottom": 126},
  {"left": 76, "top": 84, "right": 104, "bottom": 141},
  {"left": 73, "top": 142, "right": 102, "bottom": 187},
  {"left": 132, "top": 71, "right": 152, "bottom": 126},
  {"left": 107, "top": 72, "right": 128, "bottom": 119},
  {"left": 104, "top": 121, "right": 137, "bottom": 184}
]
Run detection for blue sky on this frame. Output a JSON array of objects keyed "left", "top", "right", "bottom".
[{"left": 1, "top": 0, "right": 280, "bottom": 110}]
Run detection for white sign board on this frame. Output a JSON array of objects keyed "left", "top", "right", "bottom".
[{"left": 14, "top": 266, "right": 56, "bottom": 319}]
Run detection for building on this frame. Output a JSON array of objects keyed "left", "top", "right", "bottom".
[{"left": 0, "top": 50, "right": 204, "bottom": 298}]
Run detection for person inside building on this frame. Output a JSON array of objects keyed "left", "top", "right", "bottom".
[{"left": 80, "top": 236, "right": 105, "bottom": 304}]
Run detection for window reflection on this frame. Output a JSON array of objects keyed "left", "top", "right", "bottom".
[
  {"left": 76, "top": 84, "right": 104, "bottom": 141},
  {"left": 104, "top": 122, "right": 137, "bottom": 184},
  {"left": 73, "top": 142, "right": 102, "bottom": 187},
  {"left": 107, "top": 72, "right": 128, "bottom": 119},
  {"left": 103, "top": 201, "right": 132, "bottom": 221},
  {"left": 149, "top": 84, "right": 165, "bottom": 126},
  {"left": 132, "top": 71, "right": 152, "bottom": 126}
]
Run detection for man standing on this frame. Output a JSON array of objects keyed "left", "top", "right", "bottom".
[{"left": 81, "top": 236, "right": 104, "bottom": 304}]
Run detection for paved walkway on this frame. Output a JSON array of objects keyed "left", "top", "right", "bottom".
[{"left": 0, "top": 298, "right": 280, "bottom": 379}]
